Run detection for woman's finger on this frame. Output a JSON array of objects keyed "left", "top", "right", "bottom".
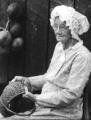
[
  {"left": 23, "top": 92, "right": 36, "bottom": 102},
  {"left": 11, "top": 76, "right": 23, "bottom": 82}
]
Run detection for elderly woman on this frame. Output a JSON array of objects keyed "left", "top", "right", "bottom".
[{"left": 11, "top": 5, "right": 91, "bottom": 120}]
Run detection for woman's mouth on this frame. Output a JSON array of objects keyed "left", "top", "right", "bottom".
[{"left": 56, "top": 35, "right": 65, "bottom": 38}]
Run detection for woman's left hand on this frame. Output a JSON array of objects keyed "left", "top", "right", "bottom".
[{"left": 23, "top": 91, "right": 36, "bottom": 102}]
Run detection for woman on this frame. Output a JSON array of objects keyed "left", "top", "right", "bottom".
[{"left": 10, "top": 5, "right": 91, "bottom": 120}]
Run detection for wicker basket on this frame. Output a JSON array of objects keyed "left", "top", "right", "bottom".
[{"left": 0, "top": 81, "right": 35, "bottom": 117}]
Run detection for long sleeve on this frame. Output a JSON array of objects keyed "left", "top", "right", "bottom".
[
  {"left": 28, "top": 75, "right": 46, "bottom": 90},
  {"left": 35, "top": 53, "right": 91, "bottom": 108}
]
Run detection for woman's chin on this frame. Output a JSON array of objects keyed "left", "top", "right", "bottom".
[{"left": 56, "top": 38, "right": 63, "bottom": 42}]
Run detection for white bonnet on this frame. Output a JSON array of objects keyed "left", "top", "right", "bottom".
[{"left": 50, "top": 5, "right": 90, "bottom": 41}]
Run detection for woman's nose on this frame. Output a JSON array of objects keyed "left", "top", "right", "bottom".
[{"left": 56, "top": 26, "right": 60, "bottom": 33}]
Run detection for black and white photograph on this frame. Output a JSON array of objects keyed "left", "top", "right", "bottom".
[{"left": 0, "top": 0, "right": 91, "bottom": 120}]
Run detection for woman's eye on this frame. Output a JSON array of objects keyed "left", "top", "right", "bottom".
[{"left": 59, "top": 23, "right": 65, "bottom": 28}]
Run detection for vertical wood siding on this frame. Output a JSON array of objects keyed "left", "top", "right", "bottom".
[{"left": 74, "top": 0, "right": 91, "bottom": 51}]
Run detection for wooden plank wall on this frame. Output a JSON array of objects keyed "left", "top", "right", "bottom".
[
  {"left": 0, "top": 0, "right": 91, "bottom": 87},
  {"left": 24, "top": 0, "right": 49, "bottom": 76},
  {"left": 74, "top": 0, "right": 91, "bottom": 51}
]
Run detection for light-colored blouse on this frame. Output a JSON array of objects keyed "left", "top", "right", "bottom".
[{"left": 32, "top": 40, "right": 91, "bottom": 120}]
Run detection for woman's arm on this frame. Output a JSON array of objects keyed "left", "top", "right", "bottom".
[
  {"left": 12, "top": 74, "right": 46, "bottom": 90},
  {"left": 28, "top": 75, "right": 46, "bottom": 90}
]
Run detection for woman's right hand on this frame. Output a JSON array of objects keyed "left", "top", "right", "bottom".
[
  {"left": 11, "top": 76, "right": 30, "bottom": 86},
  {"left": 11, "top": 76, "right": 33, "bottom": 92},
  {"left": 11, "top": 76, "right": 25, "bottom": 82}
]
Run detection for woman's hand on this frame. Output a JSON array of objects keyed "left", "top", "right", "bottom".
[
  {"left": 11, "top": 76, "right": 26, "bottom": 82},
  {"left": 11, "top": 76, "right": 32, "bottom": 92},
  {"left": 23, "top": 91, "right": 36, "bottom": 102},
  {"left": 11, "top": 76, "right": 30, "bottom": 85}
]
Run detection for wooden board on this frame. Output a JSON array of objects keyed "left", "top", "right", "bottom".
[
  {"left": 75, "top": 0, "right": 91, "bottom": 50},
  {"left": 24, "top": 0, "right": 49, "bottom": 76}
]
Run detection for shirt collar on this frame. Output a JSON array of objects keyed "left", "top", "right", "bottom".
[
  {"left": 57, "top": 39, "right": 83, "bottom": 52},
  {"left": 71, "top": 40, "right": 83, "bottom": 50}
]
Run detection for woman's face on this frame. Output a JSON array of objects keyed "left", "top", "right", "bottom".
[{"left": 52, "top": 17, "right": 71, "bottom": 44}]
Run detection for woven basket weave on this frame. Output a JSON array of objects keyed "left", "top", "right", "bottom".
[{"left": 0, "top": 81, "right": 35, "bottom": 117}]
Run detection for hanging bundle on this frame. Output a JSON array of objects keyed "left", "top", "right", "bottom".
[
  {"left": 9, "top": 22, "right": 22, "bottom": 38},
  {"left": 0, "top": 1, "right": 25, "bottom": 54},
  {"left": 6, "top": 2, "right": 24, "bottom": 22},
  {"left": 0, "top": 19, "right": 12, "bottom": 54},
  {"left": 6, "top": 2, "right": 25, "bottom": 52},
  {"left": 0, "top": 29, "right": 12, "bottom": 47}
]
